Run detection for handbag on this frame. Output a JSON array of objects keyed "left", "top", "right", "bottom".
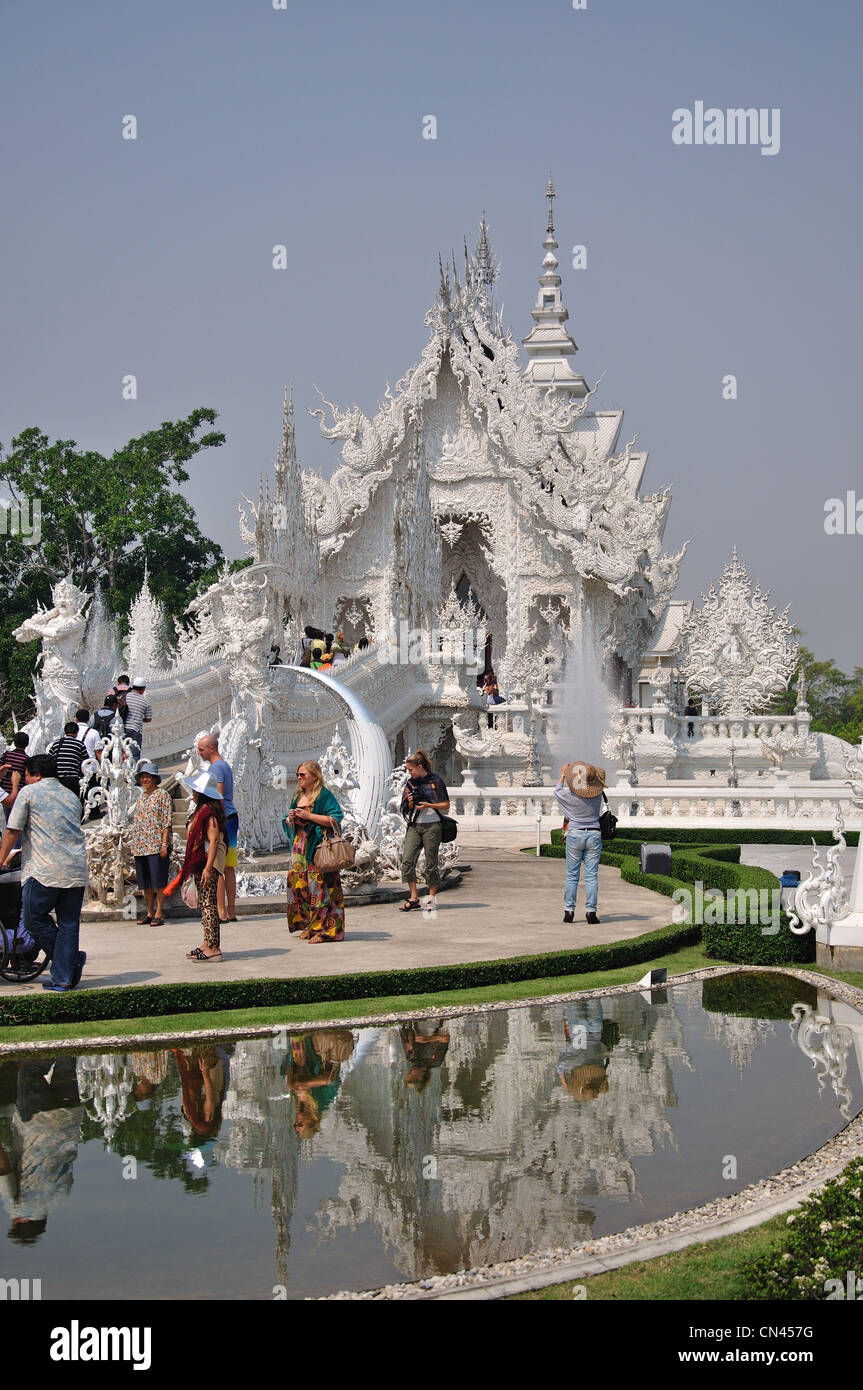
[
  {"left": 180, "top": 876, "right": 198, "bottom": 909},
  {"left": 599, "top": 792, "right": 618, "bottom": 842},
  {"left": 313, "top": 817, "right": 356, "bottom": 872},
  {"left": 433, "top": 807, "right": 458, "bottom": 843}
]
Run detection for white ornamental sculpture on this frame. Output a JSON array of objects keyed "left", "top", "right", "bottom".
[
  {"left": 789, "top": 745, "right": 863, "bottom": 962},
  {"left": 83, "top": 713, "right": 143, "bottom": 905},
  {"left": 214, "top": 568, "right": 278, "bottom": 852},
  {"left": 13, "top": 575, "right": 90, "bottom": 749},
  {"left": 677, "top": 549, "right": 798, "bottom": 717},
  {"left": 125, "top": 567, "right": 171, "bottom": 677}
]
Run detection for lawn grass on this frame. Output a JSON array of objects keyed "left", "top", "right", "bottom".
[
  {"left": 506, "top": 1214, "right": 788, "bottom": 1300},
  {"left": 2, "top": 944, "right": 853, "bottom": 1046}
]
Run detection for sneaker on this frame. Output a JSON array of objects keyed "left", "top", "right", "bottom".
[
  {"left": 586, "top": 911, "right": 600, "bottom": 925},
  {"left": 42, "top": 982, "right": 71, "bottom": 992},
  {"left": 71, "top": 951, "right": 87, "bottom": 988},
  {"left": 563, "top": 910, "right": 574, "bottom": 923}
]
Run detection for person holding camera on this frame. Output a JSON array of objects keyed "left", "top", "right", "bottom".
[{"left": 399, "top": 751, "right": 450, "bottom": 915}]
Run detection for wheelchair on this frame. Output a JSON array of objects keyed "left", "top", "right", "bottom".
[{"left": 0, "top": 864, "right": 50, "bottom": 983}]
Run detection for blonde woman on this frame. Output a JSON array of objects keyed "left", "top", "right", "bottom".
[{"left": 284, "top": 761, "right": 346, "bottom": 942}]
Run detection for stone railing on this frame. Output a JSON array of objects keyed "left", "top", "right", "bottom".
[
  {"left": 448, "top": 782, "right": 859, "bottom": 829},
  {"left": 619, "top": 709, "right": 811, "bottom": 741}
]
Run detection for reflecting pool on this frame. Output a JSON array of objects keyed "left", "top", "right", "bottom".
[{"left": 0, "top": 974, "right": 860, "bottom": 1300}]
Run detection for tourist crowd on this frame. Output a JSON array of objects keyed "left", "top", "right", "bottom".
[{"left": 0, "top": 655, "right": 604, "bottom": 990}]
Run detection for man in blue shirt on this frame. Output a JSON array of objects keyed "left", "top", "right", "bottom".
[{"left": 197, "top": 734, "right": 238, "bottom": 923}]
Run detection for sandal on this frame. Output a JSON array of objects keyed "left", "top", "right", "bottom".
[
  {"left": 187, "top": 947, "right": 223, "bottom": 961},
  {"left": 137, "top": 915, "right": 151, "bottom": 926},
  {"left": 150, "top": 917, "right": 165, "bottom": 926},
  {"left": 400, "top": 900, "right": 422, "bottom": 912}
]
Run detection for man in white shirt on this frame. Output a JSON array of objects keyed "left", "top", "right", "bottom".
[
  {"left": 0, "top": 755, "right": 89, "bottom": 992},
  {"left": 75, "top": 708, "right": 103, "bottom": 764}
]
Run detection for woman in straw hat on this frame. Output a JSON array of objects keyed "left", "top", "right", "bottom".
[
  {"left": 164, "top": 771, "right": 228, "bottom": 960},
  {"left": 554, "top": 761, "right": 606, "bottom": 925}
]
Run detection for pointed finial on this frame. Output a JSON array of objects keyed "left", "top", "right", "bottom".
[{"left": 546, "top": 174, "right": 556, "bottom": 236}]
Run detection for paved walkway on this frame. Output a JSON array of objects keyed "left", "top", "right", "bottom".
[{"left": 5, "top": 835, "right": 674, "bottom": 995}]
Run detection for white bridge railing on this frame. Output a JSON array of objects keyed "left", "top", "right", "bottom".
[{"left": 449, "top": 783, "right": 859, "bottom": 829}]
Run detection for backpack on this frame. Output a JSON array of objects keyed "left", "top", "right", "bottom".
[{"left": 93, "top": 710, "right": 115, "bottom": 738}]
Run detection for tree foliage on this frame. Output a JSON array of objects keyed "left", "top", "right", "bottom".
[
  {"left": 0, "top": 409, "right": 226, "bottom": 721},
  {"left": 773, "top": 638, "right": 863, "bottom": 744}
]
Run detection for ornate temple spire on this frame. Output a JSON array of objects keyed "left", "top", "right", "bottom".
[
  {"left": 522, "top": 176, "right": 589, "bottom": 398},
  {"left": 472, "top": 213, "right": 499, "bottom": 304}
]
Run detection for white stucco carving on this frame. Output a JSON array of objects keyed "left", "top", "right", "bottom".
[{"left": 678, "top": 549, "right": 798, "bottom": 716}]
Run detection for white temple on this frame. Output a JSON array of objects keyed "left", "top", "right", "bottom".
[{"left": 13, "top": 181, "right": 863, "bottom": 850}]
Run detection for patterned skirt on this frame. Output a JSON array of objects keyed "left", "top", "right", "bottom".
[{"left": 286, "top": 834, "right": 345, "bottom": 941}]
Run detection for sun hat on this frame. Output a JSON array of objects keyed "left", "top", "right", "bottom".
[
  {"left": 135, "top": 761, "right": 161, "bottom": 785},
  {"left": 132, "top": 676, "right": 147, "bottom": 688},
  {"left": 181, "top": 771, "right": 223, "bottom": 800},
  {"left": 563, "top": 762, "right": 607, "bottom": 797}
]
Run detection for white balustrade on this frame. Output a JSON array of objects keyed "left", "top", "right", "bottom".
[{"left": 448, "top": 781, "right": 859, "bottom": 829}]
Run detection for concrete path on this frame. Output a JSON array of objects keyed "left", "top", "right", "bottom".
[{"left": 4, "top": 835, "right": 674, "bottom": 995}]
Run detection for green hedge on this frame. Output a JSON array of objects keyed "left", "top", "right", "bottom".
[
  {"left": 701, "top": 973, "right": 819, "bottom": 1019},
  {"left": 742, "top": 1157, "right": 863, "bottom": 1300},
  {"left": 0, "top": 920, "right": 701, "bottom": 1028},
  {"left": 548, "top": 827, "right": 859, "bottom": 848}
]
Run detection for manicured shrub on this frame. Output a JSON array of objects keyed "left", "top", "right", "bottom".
[
  {"left": 548, "top": 827, "right": 858, "bottom": 848},
  {"left": 0, "top": 920, "right": 702, "bottom": 1028},
  {"left": 702, "top": 916, "right": 815, "bottom": 966},
  {"left": 743, "top": 1158, "right": 863, "bottom": 1300},
  {"left": 701, "top": 973, "right": 818, "bottom": 1020}
]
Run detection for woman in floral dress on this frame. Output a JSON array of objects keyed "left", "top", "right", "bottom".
[
  {"left": 128, "top": 761, "right": 173, "bottom": 925},
  {"left": 284, "top": 761, "right": 346, "bottom": 942}
]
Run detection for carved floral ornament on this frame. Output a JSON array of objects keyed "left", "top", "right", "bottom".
[{"left": 677, "top": 549, "right": 799, "bottom": 717}]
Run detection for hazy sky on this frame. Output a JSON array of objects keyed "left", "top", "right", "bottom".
[{"left": 2, "top": 0, "right": 861, "bottom": 668}]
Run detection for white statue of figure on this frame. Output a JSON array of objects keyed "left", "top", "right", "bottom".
[
  {"left": 219, "top": 570, "right": 275, "bottom": 705},
  {"left": 13, "top": 576, "right": 90, "bottom": 748},
  {"left": 215, "top": 569, "right": 279, "bottom": 852}
]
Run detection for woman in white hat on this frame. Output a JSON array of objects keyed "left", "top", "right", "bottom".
[
  {"left": 554, "top": 761, "right": 606, "bottom": 925},
  {"left": 164, "top": 771, "right": 227, "bottom": 960},
  {"left": 128, "top": 761, "right": 173, "bottom": 925}
]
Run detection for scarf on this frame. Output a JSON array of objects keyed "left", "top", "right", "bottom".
[{"left": 164, "top": 804, "right": 215, "bottom": 896}]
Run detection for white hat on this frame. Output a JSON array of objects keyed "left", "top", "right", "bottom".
[
  {"left": 181, "top": 771, "right": 223, "bottom": 800},
  {"left": 132, "top": 676, "right": 147, "bottom": 688}
]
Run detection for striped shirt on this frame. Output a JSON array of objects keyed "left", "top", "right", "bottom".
[
  {"left": 0, "top": 747, "right": 27, "bottom": 793},
  {"left": 48, "top": 736, "right": 87, "bottom": 782}
]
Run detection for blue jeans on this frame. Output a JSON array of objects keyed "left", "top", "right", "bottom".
[
  {"left": 564, "top": 830, "right": 602, "bottom": 912},
  {"left": 22, "top": 877, "right": 85, "bottom": 988}
]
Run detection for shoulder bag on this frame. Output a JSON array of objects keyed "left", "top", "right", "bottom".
[
  {"left": 314, "top": 816, "right": 356, "bottom": 872},
  {"left": 433, "top": 806, "right": 458, "bottom": 843},
  {"left": 599, "top": 792, "right": 618, "bottom": 842}
]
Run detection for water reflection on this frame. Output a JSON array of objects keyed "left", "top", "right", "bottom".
[
  {"left": 0, "top": 1058, "right": 82, "bottom": 1245},
  {"left": 0, "top": 976, "right": 860, "bottom": 1298}
]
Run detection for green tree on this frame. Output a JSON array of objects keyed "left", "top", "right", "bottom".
[
  {"left": 0, "top": 409, "right": 226, "bottom": 721},
  {"left": 774, "top": 638, "right": 863, "bottom": 744}
]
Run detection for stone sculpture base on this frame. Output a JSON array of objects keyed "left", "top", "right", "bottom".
[{"left": 816, "top": 918, "right": 863, "bottom": 972}]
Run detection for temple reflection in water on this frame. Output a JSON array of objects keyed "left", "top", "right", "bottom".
[{"left": 0, "top": 978, "right": 860, "bottom": 1298}]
